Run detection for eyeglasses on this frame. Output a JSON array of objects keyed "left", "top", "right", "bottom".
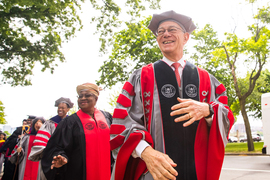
[
  {"left": 156, "top": 26, "right": 184, "bottom": 36},
  {"left": 77, "top": 94, "right": 94, "bottom": 99}
]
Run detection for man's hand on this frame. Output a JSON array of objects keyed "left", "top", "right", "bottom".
[
  {"left": 170, "top": 98, "right": 210, "bottom": 127},
  {"left": 51, "top": 155, "right": 68, "bottom": 169},
  {"left": 141, "top": 146, "right": 178, "bottom": 180},
  {"left": 17, "top": 147, "right": 22, "bottom": 153}
]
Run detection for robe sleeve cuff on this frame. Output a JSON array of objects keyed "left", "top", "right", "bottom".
[
  {"left": 131, "top": 140, "right": 150, "bottom": 158},
  {"left": 205, "top": 116, "right": 213, "bottom": 126}
]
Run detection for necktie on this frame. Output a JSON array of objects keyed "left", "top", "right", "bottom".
[{"left": 172, "top": 63, "right": 181, "bottom": 87}]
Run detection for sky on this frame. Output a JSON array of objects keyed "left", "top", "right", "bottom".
[{"left": 0, "top": 0, "right": 267, "bottom": 128}]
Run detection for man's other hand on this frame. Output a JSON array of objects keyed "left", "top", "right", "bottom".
[{"left": 141, "top": 146, "right": 178, "bottom": 180}]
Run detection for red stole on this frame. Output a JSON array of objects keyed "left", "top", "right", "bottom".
[
  {"left": 77, "top": 109, "right": 111, "bottom": 180},
  {"left": 24, "top": 135, "right": 39, "bottom": 179}
]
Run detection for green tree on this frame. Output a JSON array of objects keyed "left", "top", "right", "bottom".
[
  {"left": 221, "top": 23, "right": 269, "bottom": 151},
  {"left": 97, "top": 16, "right": 162, "bottom": 87},
  {"left": 192, "top": 5, "right": 270, "bottom": 151},
  {"left": 191, "top": 25, "right": 237, "bottom": 110},
  {"left": 242, "top": 69, "right": 270, "bottom": 119},
  {"left": 0, "top": 0, "right": 83, "bottom": 86},
  {"left": 4, "top": 130, "right": 10, "bottom": 137},
  {"left": 106, "top": 88, "right": 121, "bottom": 114},
  {"left": 0, "top": 0, "right": 161, "bottom": 86},
  {"left": 0, "top": 100, "right": 7, "bottom": 124},
  {"left": 68, "top": 105, "right": 78, "bottom": 115}
]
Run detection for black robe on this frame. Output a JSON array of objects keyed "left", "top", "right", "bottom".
[
  {"left": 42, "top": 111, "right": 112, "bottom": 180},
  {"left": 41, "top": 113, "right": 87, "bottom": 180},
  {"left": 0, "top": 127, "right": 21, "bottom": 180}
]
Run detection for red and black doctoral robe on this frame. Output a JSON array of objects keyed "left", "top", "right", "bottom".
[{"left": 110, "top": 60, "right": 234, "bottom": 180}]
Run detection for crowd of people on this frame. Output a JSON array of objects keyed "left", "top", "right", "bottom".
[{"left": 0, "top": 10, "right": 234, "bottom": 180}]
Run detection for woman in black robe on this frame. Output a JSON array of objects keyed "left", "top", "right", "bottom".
[{"left": 41, "top": 83, "right": 112, "bottom": 180}]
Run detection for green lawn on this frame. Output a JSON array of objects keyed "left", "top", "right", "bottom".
[{"left": 225, "top": 142, "right": 264, "bottom": 153}]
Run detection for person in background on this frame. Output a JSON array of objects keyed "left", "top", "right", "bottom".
[
  {"left": 10, "top": 117, "right": 45, "bottom": 180},
  {"left": 0, "top": 132, "right": 6, "bottom": 175},
  {"left": 50, "top": 97, "right": 74, "bottom": 123},
  {"left": 110, "top": 10, "right": 235, "bottom": 180},
  {"left": 0, "top": 132, "right": 6, "bottom": 143},
  {"left": 26, "top": 115, "right": 36, "bottom": 129},
  {"left": 22, "top": 120, "right": 27, "bottom": 126},
  {"left": 42, "top": 83, "right": 111, "bottom": 180},
  {"left": 28, "top": 97, "right": 74, "bottom": 162},
  {"left": 0, "top": 115, "right": 35, "bottom": 180}
]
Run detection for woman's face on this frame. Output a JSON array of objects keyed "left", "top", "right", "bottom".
[
  {"left": 34, "top": 120, "right": 43, "bottom": 131},
  {"left": 0, "top": 134, "right": 4, "bottom": 140},
  {"left": 57, "top": 103, "right": 70, "bottom": 119},
  {"left": 77, "top": 90, "right": 97, "bottom": 113}
]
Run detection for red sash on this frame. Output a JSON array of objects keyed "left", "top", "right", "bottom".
[
  {"left": 77, "top": 109, "right": 111, "bottom": 180},
  {"left": 24, "top": 135, "right": 39, "bottom": 180}
]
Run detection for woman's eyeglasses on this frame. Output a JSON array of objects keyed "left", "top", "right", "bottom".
[{"left": 77, "top": 94, "right": 93, "bottom": 99}]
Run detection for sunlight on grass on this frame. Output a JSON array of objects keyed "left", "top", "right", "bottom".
[{"left": 225, "top": 142, "right": 264, "bottom": 153}]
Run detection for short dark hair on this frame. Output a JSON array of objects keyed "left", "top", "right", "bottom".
[{"left": 0, "top": 132, "right": 6, "bottom": 136}]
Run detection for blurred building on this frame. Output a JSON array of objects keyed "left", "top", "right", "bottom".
[
  {"left": 0, "top": 124, "right": 17, "bottom": 134},
  {"left": 230, "top": 121, "right": 263, "bottom": 136}
]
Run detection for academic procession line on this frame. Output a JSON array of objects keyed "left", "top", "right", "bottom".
[{"left": 0, "top": 10, "right": 234, "bottom": 180}]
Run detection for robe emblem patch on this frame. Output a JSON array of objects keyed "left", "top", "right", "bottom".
[
  {"left": 161, "top": 84, "right": 176, "bottom": 98},
  {"left": 98, "top": 121, "right": 108, "bottom": 129},
  {"left": 85, "top": 122, "right": 95, "bottom": 130},
  {"left": 185, "top": 84, "right": 197, "bottom": 98}
]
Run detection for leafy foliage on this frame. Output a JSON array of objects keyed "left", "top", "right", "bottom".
[
  {"left": 0, "top": 0, "right": 84, "bottom": 86},
  {"left": 207, "top": 5, "right": 270, "bottom": 151},
  {"left": 4, "top": 130, "right": 10, "bottom": 137},
  {"left": 244, "top": 69, "right": 270, "bottom": 119},
  {"left": 191, "top": 14, "right": 270, "bottom": 122},
  {"left": 191, "top": 25, "right": 237, "bottom": 109},
  {"left": 68, "top": 105, "right": 78, "bottom": 115},
  {"left": 0, "top": 0, "right": 161, "bottom": 86},
  {"left": 106, "top": 89, "right": 121, "bottom": 114},
  {"left": 90, "top": 0, "right": 161, "bottom": 54},
  {"left": 96, "top": 16, "right": 162, "bottom": 87},
  {"left": 0, "top": 100, "right": 7, "bottom": 124}
]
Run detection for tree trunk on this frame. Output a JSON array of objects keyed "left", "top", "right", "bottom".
[{"left": 239, "top": 98, "right": 254, "bottom": 151}]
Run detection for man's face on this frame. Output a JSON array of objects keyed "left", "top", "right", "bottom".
[
  {"left": 57, "top": 103, "right": 70, "bottom": 118},
  {"left": 156, "top": 21, "right": 189, "bottom": 60},
  {"left": 26, "top": 119, "right": 32, "bottom": 125},
  {"left": 23, "top": 121, "right": 27, "bottom": 125}
]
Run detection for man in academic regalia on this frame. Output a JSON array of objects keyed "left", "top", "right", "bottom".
[
  {"left": 110, "top": 10, "right": 235, "bottom": 180},
  {"left": 41, "top": 83, "right": 111, "bottom": 180}
]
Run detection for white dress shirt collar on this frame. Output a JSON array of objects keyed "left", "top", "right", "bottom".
[{"left": 162, "top": 56, "right": 185, "bottom": 68}]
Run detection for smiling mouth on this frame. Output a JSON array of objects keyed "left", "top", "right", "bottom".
[
  {"left": 163, "top": 41, "right": 174, "bottom": 44},
  {"left": 80, "top": 101, "right": 88, "bottom": 105}
]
